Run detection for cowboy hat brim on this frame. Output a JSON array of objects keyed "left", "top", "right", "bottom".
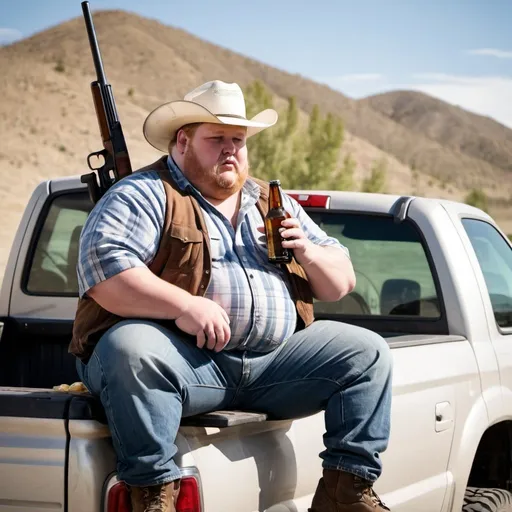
[{"left": 143, "top": 100, "right": 278, "bottom": 152}]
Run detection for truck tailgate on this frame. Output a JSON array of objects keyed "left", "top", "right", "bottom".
[{"left": 0, "top": 388, "right": 76, "bottom": 512}]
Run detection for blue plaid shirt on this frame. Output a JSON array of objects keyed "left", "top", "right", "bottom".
[{"left": 78, "top": 156, "right": 348, "bottom": 351}]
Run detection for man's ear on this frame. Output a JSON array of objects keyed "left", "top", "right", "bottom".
[{"left": 176, "top": 129, "right": 189, "bottom": 154}]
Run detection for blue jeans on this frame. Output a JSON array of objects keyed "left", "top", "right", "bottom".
[{"left": 76, "top": 319, "right": 393, "bottom": 486}]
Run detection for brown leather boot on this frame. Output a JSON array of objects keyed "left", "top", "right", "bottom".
[
  {"left": 309, "top": 469, "right": 390, "bottom": 511},
  {"left": 129, "top": 480, "right": 180, "bottom": 512}
]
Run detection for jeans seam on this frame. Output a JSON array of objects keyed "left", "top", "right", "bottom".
[
  {"left": 228, "top": 352, "right": 250, "bottom": 407},
  {"left": 185, "top": 384, "right": 236, "bottom": 390},
  {"left": 94, "top": 351, "right": 128, "bottom": 462},
  {"left": 247, "top": 377, "right": 343, "bottom": 391},
  {"left": 340, "top": 389, "right": 345, "bottom": 430}
]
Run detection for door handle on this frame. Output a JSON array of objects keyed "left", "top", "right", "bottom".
[{"left": 435, "top": 402, "right": 453, "bottom": 432}]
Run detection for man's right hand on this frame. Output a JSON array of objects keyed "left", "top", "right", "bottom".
[
  {"left": 86, "top": 268, "right": 231, "bottom": 351},
  {"left": 175, "top": 296, "right": 231, "bottom": 352}
]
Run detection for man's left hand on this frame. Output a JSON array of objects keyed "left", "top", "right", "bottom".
[{"left": 258, "top": 218, "right": 314, "bottom": 264}]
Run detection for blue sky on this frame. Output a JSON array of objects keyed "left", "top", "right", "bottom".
[{"left": 2, "top": 0, "right": 512, "bottom": 126}]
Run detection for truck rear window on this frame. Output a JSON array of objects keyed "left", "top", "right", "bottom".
[
  {"left": 308, "top": 211, "right": 442, "bottom": 320},
  {"left": 25, "top": 192, "right": 92, "bottom": 296},
  {"left": 24, "top": 195, "right": 444, "bottom": 327}
]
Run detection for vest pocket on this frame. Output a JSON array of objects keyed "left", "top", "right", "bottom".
[{"left": 164, "top": 224, "right": 203, "bottom": 273}]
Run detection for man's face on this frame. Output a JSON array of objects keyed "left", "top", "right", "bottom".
[{"left": 180, "top": 123, "right": 249, "bottom": 200}]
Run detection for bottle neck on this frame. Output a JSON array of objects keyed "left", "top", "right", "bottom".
[{"left": 269, "top": 184, "right": 284, "bottom": 209}]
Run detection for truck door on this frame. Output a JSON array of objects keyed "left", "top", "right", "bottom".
[
  {"left": 459, "top": 219, "right": 512, "bottom": 416},
  {"left": 309, "top": 208, "right": 470, "bottom": 512}
]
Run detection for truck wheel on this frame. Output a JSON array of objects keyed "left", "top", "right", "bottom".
[{"left": 463, "top": 487, "right": 512, "bottom": 511}]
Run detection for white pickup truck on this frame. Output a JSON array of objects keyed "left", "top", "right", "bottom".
[{"left": 1, "top": 175, "right": 512, "bottom": 512}]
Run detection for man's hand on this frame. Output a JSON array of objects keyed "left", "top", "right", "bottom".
[
  {"left": 87, "top": 267, "right": 232, "bottom": 351},
  {"left": 257, "top": 217, "right": 355, "bottom": 301},
  {"left": 257, "top": 217, "right": 314, "bottom": 265},
  {"left": 175, "top": 296, "right": 231, "bottom": 352},
  {"left": 279, "top": 217, "right": 316, "bottom": 265}
]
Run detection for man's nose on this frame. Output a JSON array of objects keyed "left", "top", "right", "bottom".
[{"left": 221, "top": 140, "right": 236, "bottom": 154}]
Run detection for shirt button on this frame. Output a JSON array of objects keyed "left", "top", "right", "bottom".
[
  {"left": 200, "top": 284, "right": 205, "bottom": 289},
  {"left": 249, "top": 274, "right": 254, "bottom": 279},
  {"left": 205, "top": 270, "right": 210, "bottom": 275}
]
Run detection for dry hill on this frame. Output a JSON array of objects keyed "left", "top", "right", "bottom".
[
  {"left": 0, "top": 9, "right": 511, "bottom": 277},
  {"left": 362, "top": 90, "right": 512, "bottom": 175}
]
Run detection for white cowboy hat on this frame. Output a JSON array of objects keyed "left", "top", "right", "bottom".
[{"left": 143, "top": 80, "right": 279, "bottom": 152}]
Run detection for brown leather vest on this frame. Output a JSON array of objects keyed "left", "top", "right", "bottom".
[{"left": 69, "top": 157, "right": 314, "bottom": 361}]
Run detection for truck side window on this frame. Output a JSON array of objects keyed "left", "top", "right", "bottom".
[
  {"left": 308, "top": 212, "right": 441, "bottom": 318},
  {"left": 25, "top": 192, "right": 92, "bottom": 296},
  {"left": 462, "top": 219, "right": 512, "bottom": 330}
]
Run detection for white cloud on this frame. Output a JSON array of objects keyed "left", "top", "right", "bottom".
[
  {"left": 467, "top": 48, "right": 512, "bottom": 59},
  {"left": 407, "top": 74, "right": 512, "bottom": 128},
  {"left": 0, "top": 28, "right": 23, "bottom": 45}
]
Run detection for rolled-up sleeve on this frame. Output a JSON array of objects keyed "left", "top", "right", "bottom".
[
  {"left": 77, "top": 172, "right": 166, "bottom": 297},
  {"left": 283, "top": 193, "right": 350, "bottom": 258}
]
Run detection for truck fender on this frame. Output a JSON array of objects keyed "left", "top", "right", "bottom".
[{"left": 445, "top": 391, "right": 495, "bottom": 511}]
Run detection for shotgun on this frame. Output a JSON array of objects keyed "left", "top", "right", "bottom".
[{"left": 80, "top": 0, "right": 132, "bottom": 204}]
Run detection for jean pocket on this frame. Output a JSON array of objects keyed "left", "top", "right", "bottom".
[{"left": 76, "top": 352, "right": 102, "bottom": 396}]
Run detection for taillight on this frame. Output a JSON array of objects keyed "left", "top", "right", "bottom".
[
  {"left": 106, "top": 475, "right": 201, "bottom": 512},
  {"left": 176, "top": 477, "right": 201, "bottom": 512},
  {"left": 288, "top": 193, "right": 330, "bottom": 208},
  {"left": 107, "top": 482, "right": 130, "bottom": 512}
]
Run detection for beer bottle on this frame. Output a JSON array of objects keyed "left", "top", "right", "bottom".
[{"left": 265, "top": 180, "right": 292, "bottom": 264}]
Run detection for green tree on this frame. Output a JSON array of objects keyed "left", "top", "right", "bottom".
[
  {"left": 243, "top": 80, "right": 352, "bottom": 191},
  {"left": 338, "top": 154, "right": 356, "bottom": 191},
  {"left": 361, "top": 158, "right": 387, "bottom": 193},
  {"left": 282, "top": 96, "right": 299, "bottom": 138},
  {"left": 303, "top": 112, "right": 344, "bottom": 188},
  {"left": 308, "top": 105, "right": 321, "bottom": 139},
  {"left": 283, "top": 109, "right": 344, "bottom": 189},
  {"left": 244, "top": 81, "right": 281, "bottom": 181},
  {"left": 465, "top": 188, "right": 488, "bottom": 212},
  {"left": 244, "top": 80, "right": 274, "bottom": 116}
]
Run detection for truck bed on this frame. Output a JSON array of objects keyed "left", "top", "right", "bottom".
[{"left": 0, "top": 332, "right": 465, "bottom": 422}]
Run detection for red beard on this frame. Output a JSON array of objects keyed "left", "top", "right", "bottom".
[{"left": 183, "top": 146, "right": 248, "bottom": 200}]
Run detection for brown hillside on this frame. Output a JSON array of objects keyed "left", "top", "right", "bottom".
[
  {"left": 362, "top": 90, "right": 512, "bottom": 174},
  {"left": 0, "top": 9, "right": 510, "bottom": 278},
  {"left": 4, "top": 7, "right": 511, "bottom": 196}
]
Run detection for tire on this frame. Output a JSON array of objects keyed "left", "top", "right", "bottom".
[{"left": 463, "top": 487, "right": 512, "bottom": 511}]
